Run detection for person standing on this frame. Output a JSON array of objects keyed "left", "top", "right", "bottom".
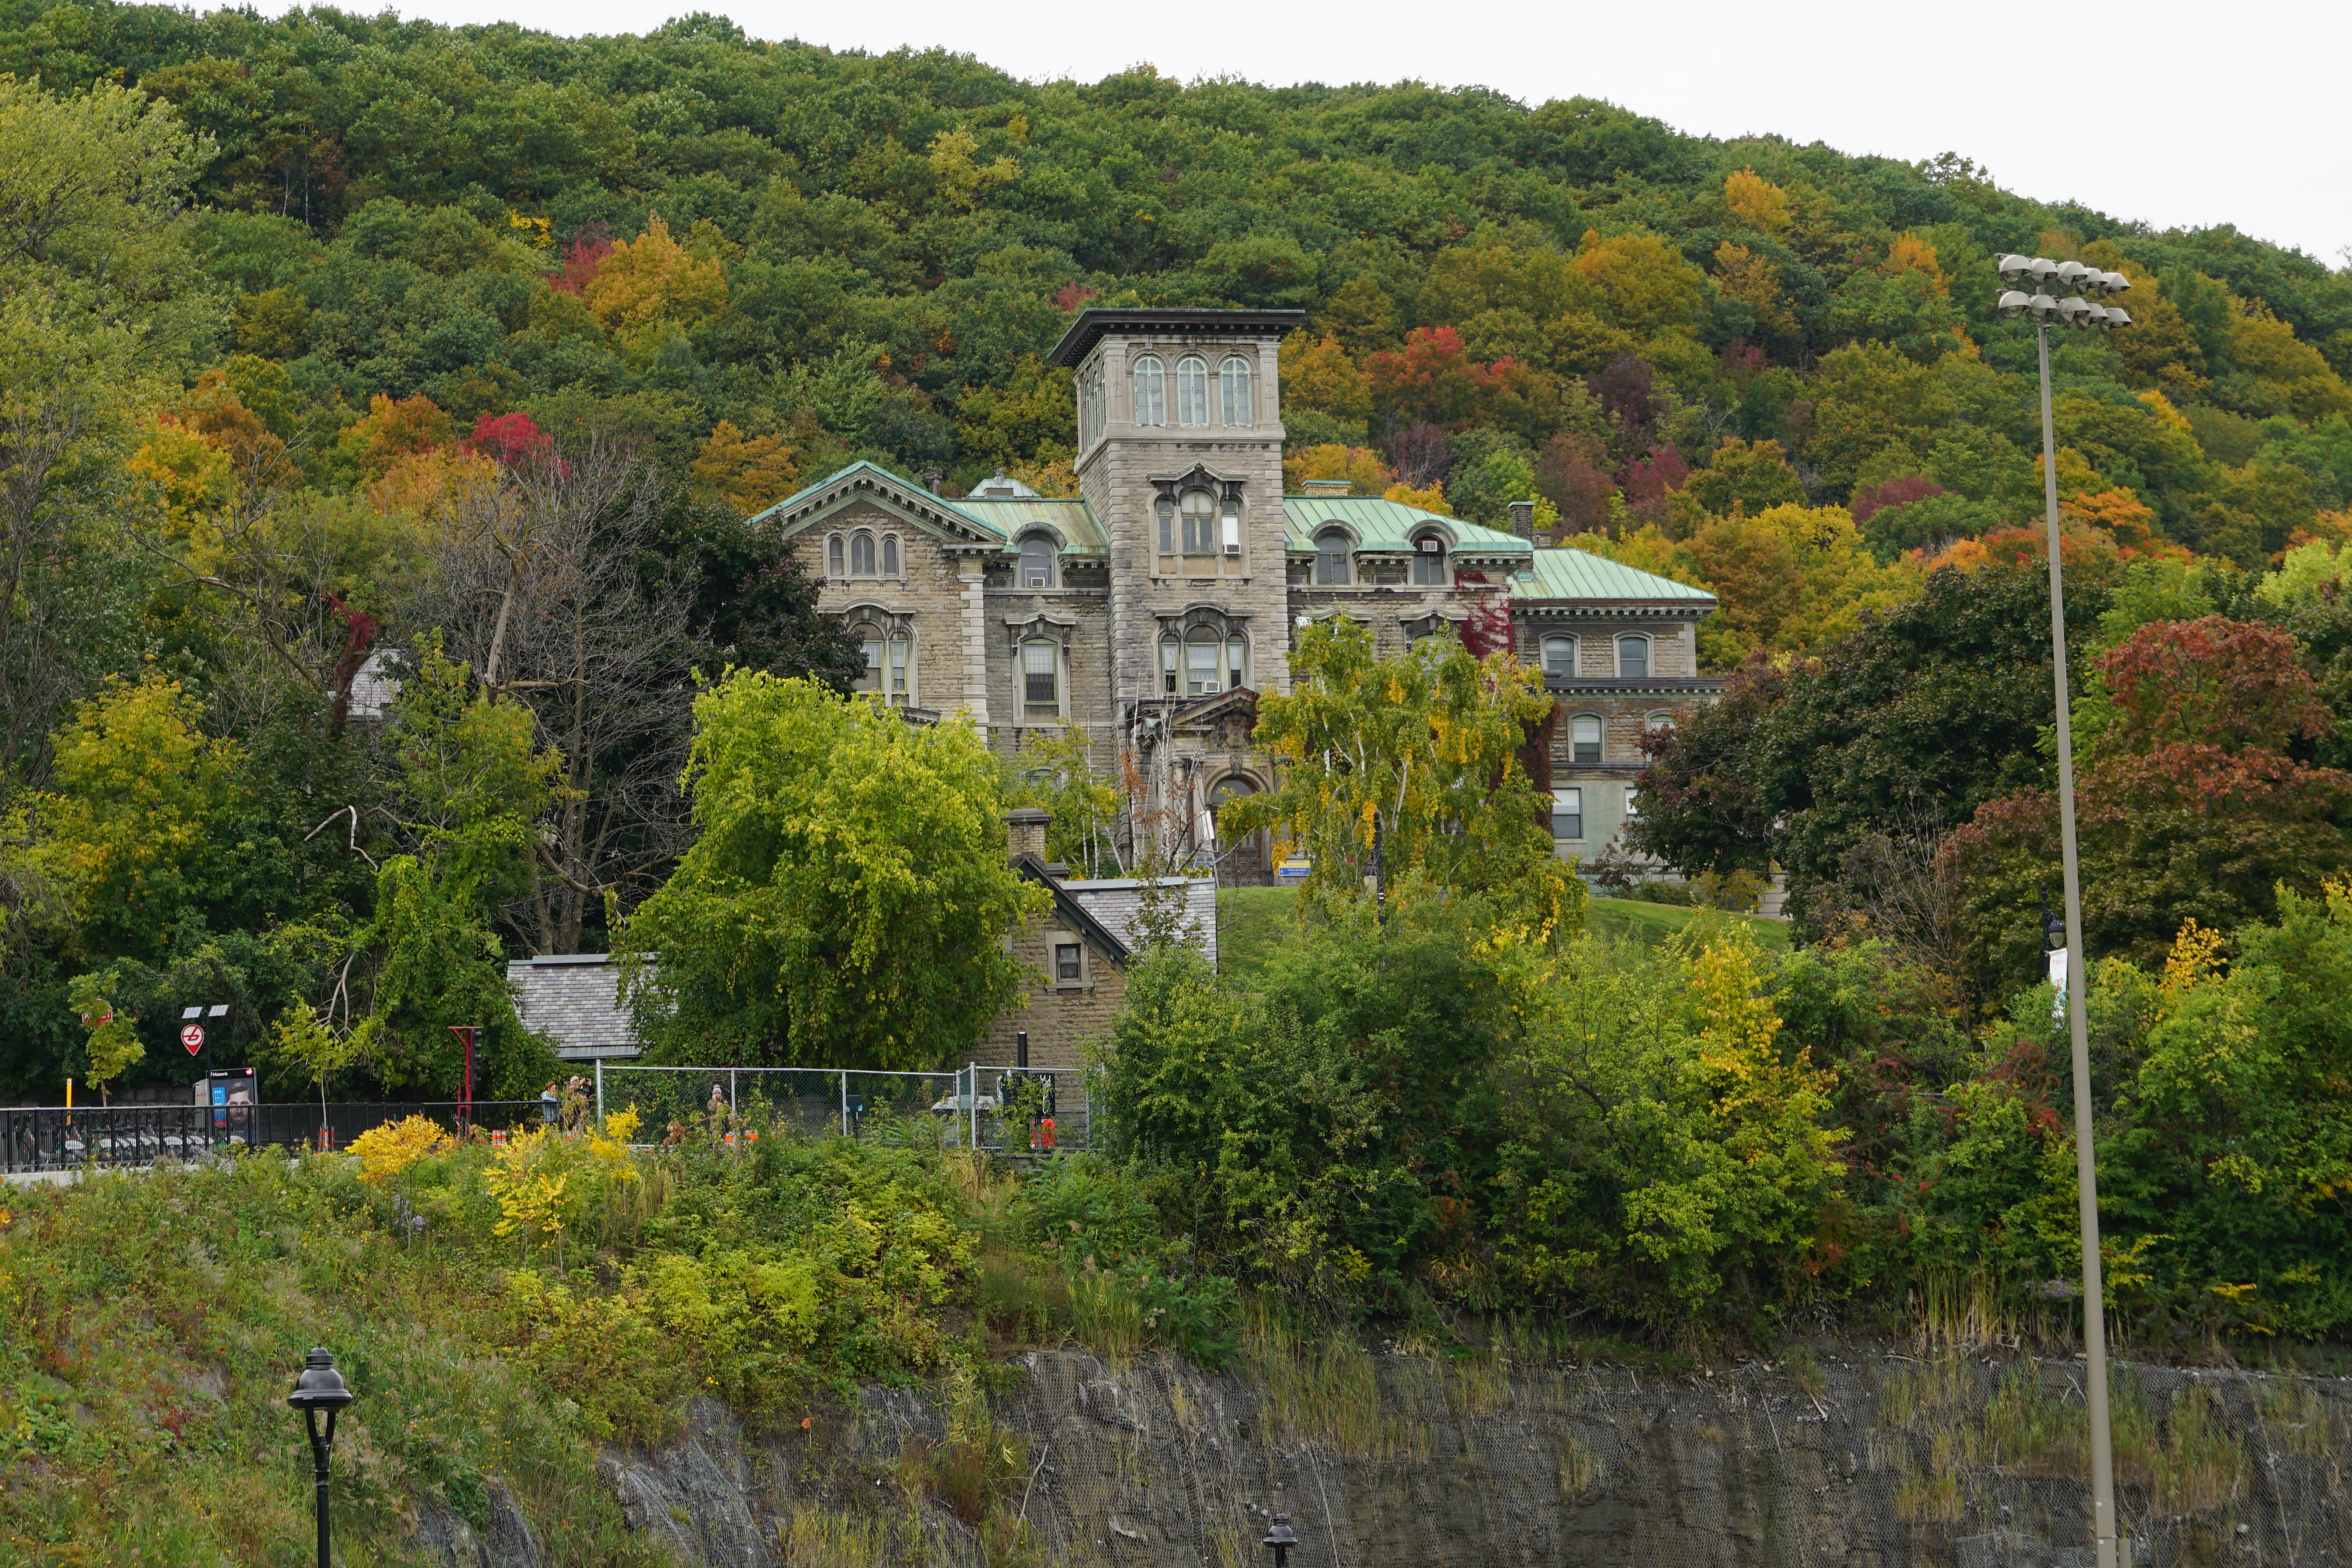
[{"left": 539, "top": 1082, "right": 560, "bottom": 1126}]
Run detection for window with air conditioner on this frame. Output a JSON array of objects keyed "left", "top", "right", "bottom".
[{"left": 1412, "top": 534, "right": 1447, "bottom": 585}]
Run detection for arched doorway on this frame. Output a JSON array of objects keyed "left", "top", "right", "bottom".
[{"left": 1208, "top": 776, "right": 1270, "bottom": 886}]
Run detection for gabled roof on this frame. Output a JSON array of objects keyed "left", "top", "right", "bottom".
[
  {"left": 1013, "top": 856, "right": 1132, "bottom": 970},
  {"left": 953, "top": 496, "right": 1110, "bottom": 555},
  {"left": 749, "top": 460, "right": 1010, "bottom": 546},
  {"left": 1279, "top": 496, "right": 1534, "bottom": 558},
  {"left": 1511, "top": 547, "right": 1718, "bottom": 606}
]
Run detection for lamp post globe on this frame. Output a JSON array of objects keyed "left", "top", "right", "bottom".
[
  {"left": 287, "top": 1347, "right": 355, "bottom": 1568},
  {"left": 1261, "top": 1513, "right": 1299, "bottom": 1566}
]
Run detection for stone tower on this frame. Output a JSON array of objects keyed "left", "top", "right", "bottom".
[{"left": 1047, "top": 308, "right": 1303, "bottom": 706}]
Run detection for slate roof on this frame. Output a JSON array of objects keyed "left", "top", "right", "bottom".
[
  {"left": 506, "top": 954, "right": 642, "bottom": 1061},
  {"left": 1510, "top": 548, "right": 1719, "bottom": 606},
  {"left": 1279, "top": 496, "right": 1532, "bottom": 559}
]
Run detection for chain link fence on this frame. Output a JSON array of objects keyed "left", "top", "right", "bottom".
[{"left": 592, "top": 1063, "right": 1091, "bottom": 1152}]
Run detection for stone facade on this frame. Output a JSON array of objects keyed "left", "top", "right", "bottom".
[{"left": 749, "top": 307, "right": 1726, "bottom": 888}]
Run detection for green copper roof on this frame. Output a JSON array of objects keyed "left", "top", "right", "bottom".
[
  {"left": 1279, "top": 496, "right": 1532, "bottom": 556},
  {"left": 1511, "top": 547, "right": 1717, "bottom": 604},
  {"left": 952, "top": 496, "right": 1110, "bottom": 555},
  {"left": 748, "top": 460, "right": 1011, "bottom": 544}
]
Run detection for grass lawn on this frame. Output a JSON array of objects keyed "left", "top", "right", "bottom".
[{"left": 1217, "top": 884, "right": 1789, "bottom": 973}]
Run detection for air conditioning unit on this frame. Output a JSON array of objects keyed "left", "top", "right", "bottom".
[{"left": 1222, "top": 542, "right": 1242, "bottom": 556}]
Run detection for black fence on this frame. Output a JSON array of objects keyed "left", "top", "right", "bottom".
[{"left": 1, "top": 1100, "right": 543, "bottom": 1174}]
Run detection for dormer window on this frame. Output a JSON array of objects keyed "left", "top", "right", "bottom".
[
  {"left": 1220, "top": 356, "right": 1254, "bottom": 425},
  {"left": 1314, "top": 529, "right": 1351, "bottom": 585},
  {"left": 1411, "top": 532, "right": 1448, "bottom": 586},
  {"left": 1176, "top": 356, "right": 1210, "bottom": 427},
  {"left": 1133, "top": 355, "right": 1167, "bottom": 427},
  {"left": 1019, "top": 535, "right": 1056, "bottom": 588}
]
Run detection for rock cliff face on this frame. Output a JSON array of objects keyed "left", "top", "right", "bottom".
[{"left": 566, "top": 1346, "right": 2350, "bottom": 1568}]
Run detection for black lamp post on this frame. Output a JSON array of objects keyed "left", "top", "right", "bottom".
[
  {"left": 1262, "top": 1513, "right": 1298, "bottom": 1566},
  {"left": 287, "top": 1346, "right": 355, "bottom": 1568}
]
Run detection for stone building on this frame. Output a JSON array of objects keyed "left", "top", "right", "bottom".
[{"left": 750, "top": 306, "right": 1722, "bottom": 884}]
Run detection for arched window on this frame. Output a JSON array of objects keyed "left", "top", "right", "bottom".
[
  {"left": 1411, "top": 532, "right": 1448, "bottom": 586},
  {"left": 1646, "top": 710, "right": 1674, "bottom": 732},
  {"left": 826, "top": 534, "right": 844, "bottom": 576},
  {"left": 1021, "top": 639, "right": 1060, "bottom": 714},
  {"left": 1180, "top": 489, "right": 1216, "bottom": 555},
  {"left": 1220, "top": 356, "right": 1253, "bottom": 425},
  {"left": 852, "top": 624, "right": 884, "bottom": 693},
  {"left": 1225, "top": 633, "right": 1249, "bottom": 690},
  {"left": 1541, "top": 635, "right": 1577, "bottom": 677},
  {"left": 1571, "top": 715, "right": 1603, "bottom": 764},
  {"left": 887, "top": 633, "right": 912, "bottom": 703},
  {"left": 1156, "top": 496, "right": 1176, "bottom": 554},
  {"left": 1132, "top": 355, "right": 1167, "bottom": 426},
  {"left": 1314, "top": 529, "right": 1351, "bottom": 585},
  {"left": 1018, "top": 535, "right": 1056, "bottom": 589},
  {"left": 1161, "top": 636, "right": 1180, "bottom": 694},
  {"left": 1617, "top": 633, "right": 1650, "bottom": 678},
  {"left": 881, "top": 534, "right": 900, "bottom": 576},
  {"left": 1176, "top": 356, "right": 1210, "bottom": 426},
  {"left": 851, "top": 531, "right": 877, "bottom": 575}
]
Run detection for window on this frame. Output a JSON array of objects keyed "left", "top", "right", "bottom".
[
  {"left": 851, "top": 531, "right": 877, "bottom": 575},
  {"left": 1054, "top": 942, "right": 1083, "bottom": 983},
  {"left": 1080, "top": 371, "right": 1102, "bottom": 448},
  {"left": 1132, "top": 355, "right": 1167, "bottom": 426},
  {"left": 1646, "top": 710, "right": 1674, "bottom": 733},
  {"left": 1551, "top": 787, "right": 1583, "bottom": 841},
  {"left": 1624, "top": 784, "right": 1641, "bottom": 824},
  {"left": 1541, "top": 635, "right": 1577, "bottom": 677},
  {"left": 888, "top": 633, "right": 911, "bottom": 703},
  {"left": 1185, "top": 628, "right": 1221, "bottom": 695},
  {"left": 1314, "top": 529, "right": 1352, "bottom": 585},
  {"left": 881, "top": 534, "right": 900, "bottom": 576},
  {"left": 1180, "top": 489, "right": 1216, "bottom": 554},
  {"left": 1225, "top": 634, "right": 1249, "bottom": 690},
  {"left": 1176, "top": 356, "right": 1210, "bottom": 426},
  {"left": 1220, "top": 356, "right": 1254, "bottom": 425},
  {"left": 1156, "top": 496, "right": 1176, "bottom": 554},
  {"left": 1022, "top": 639, "right": 1059, "bottom": 711},
  {"left": 1019, "top": 535, "right": 1055, "bottom": 588},
  {"left": 1571, "top": 715, "right": 1602, "bottom": 764},
  {"left": 1411, "top": 533, "right": 1447, "bottom": 586},
  {"left": 1617, "top": 633, "right": 1650, "bottom": 678},
  {"left": 826, "top": 534, "right": 844, "bottom": 576},
  {"left": 853, "top": 628, "right": 883, "bottom": 693}
]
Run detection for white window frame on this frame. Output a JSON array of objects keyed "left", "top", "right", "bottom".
[
  {"left": 1176, "top": 355, "right": 1210, "bottom": 427},
  {"left": 1051, "top": 935, "right": 1087, "bottom": 987},
  {"left": 1411, "top": 534, "right": 1447, "bottom": 586},
  {"left": 1617, "top": 633, "right": 1651, "bottom": 678},
  {"left": 1018, "top": 535, "right": 1056, "bottom": 589},
  {"left": 1133, "top": 355, "right": 1167, "bottom": 427},
  {"left": 1570, "top": 714, "right": 1603, "bottom": 764},
  {"left": 1219, "top": 355, "right": 1254, "bottom": 426},
  {"left": 887, "top": 631, "right": 913, "bottom": 704},
  {"left": 850, "top": 530, "right": 877, "bottom": 576},
  {"left": 1021, "top": 638, "right": 1062, "bottom": 716},
  {"left": 1541, "top": 635, "right": 1577, "bottom": 677},
  {"left": 1551, "top": 787, "right": 1584, "bottom": 842},
  {"left": 1314, "top": 530, "right": 1351, "bottom": 585},
  {"left": 1180, "top": 489, "right": 1216, "bottom": 555}
]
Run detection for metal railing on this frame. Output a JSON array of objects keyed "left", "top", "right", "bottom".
[{"left": 0, "top": 1101, "right": 541, "bottom": 1174}]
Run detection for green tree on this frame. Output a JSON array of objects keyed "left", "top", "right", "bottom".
[
  {"left": 1220, "top": 619, "right": 1576, "bottom": 938},
  {"left": 622, "top": 675, "right": 1045, "bottom": 1069},
  {"left": 66, "top": 971, "right": 141, "bottom": 1103}
]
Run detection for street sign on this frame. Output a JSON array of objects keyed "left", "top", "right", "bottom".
[{"left": 180, "top": 1023, "right": 205, "bottom": 1054}]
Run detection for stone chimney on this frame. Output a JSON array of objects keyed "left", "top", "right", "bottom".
[
  {"left": 1509, "top": 500, "right": 1535, "bottom": 539},
  {"left": 1005, "top": 806, "right": 1049, "bottom": 862}
]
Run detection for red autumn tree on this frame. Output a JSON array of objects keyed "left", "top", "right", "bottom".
[
  {"left": 1364, "top": 326, "right": 1483, "bottom": 430},
  {"left": 462, "top": 411, "right": 555, "bottom": 468},
  {"left": 1851, "top": 475, "right": 1945, "bottom": 525},
  {"left": 1944, "top": 616, "right": 2352, "bottom": 985}
]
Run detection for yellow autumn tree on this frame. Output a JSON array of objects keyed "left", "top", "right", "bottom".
[
  {"left": 925, "top": 127, "right": 1019, "bottom": 211},
  {"left": 1277, "top": 331, "right": 1370, "bottom": 420},
  {"left": 691, "top": 420, "right": 802, "bottom": 516},
  {"left": 583, "top": 214, "right": 730, "bottom": 353},
  {"left": 1722, "top": 167, "right": 1791, "bottom": 233},
  {"left": 1575, "top": 229, "right": 1708, "bottom": 339},
  {"left": 1283, "top": 442, "right": 1393, "bottom": 494}
]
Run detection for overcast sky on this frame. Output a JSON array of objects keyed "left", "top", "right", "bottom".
[{"left": 279, "top": 0, "right": 2350, "bottom": 270}]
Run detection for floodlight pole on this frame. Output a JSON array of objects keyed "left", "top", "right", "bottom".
[{"left": 2033, "top": 312, "right": 2118, "bottom": 1568}]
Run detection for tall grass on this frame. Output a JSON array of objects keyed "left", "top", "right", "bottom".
[{"left": 1240, "top": 1299, "right": 1426, "bottom": 1462}]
